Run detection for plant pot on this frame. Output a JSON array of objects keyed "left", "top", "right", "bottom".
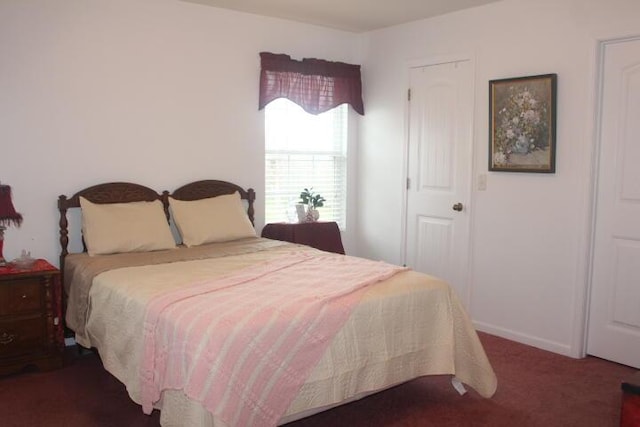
[{"left": 305, "top": 207, "right": 320, "bottom": 222}]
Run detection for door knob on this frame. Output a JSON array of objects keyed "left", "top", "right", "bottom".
[{"left": 452, "top": 203, "right": 463, "bottom": 212}]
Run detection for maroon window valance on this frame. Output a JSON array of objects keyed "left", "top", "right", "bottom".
[{"left": 259, "top": 52, "right": 364, "bottom": 115}]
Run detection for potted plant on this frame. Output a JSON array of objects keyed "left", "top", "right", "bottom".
[{"left": 299, "top": 188, "right": 325, "bottom": 222}]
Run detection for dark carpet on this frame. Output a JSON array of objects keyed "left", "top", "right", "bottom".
[{"left": 0, "top": 333, "right": 635, "bottom": 426}]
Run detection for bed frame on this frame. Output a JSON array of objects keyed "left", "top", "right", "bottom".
[
  {"left": 58, "top": 180, "right": 255, "bottom": 271},
  {"left": 56, "top": 180, "right": 496, "bottom": 425}
]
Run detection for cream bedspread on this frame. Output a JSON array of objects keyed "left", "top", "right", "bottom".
[
  {"left": 66, "top": 238, "right": 497, "bottom": 426},
  {"left": 64, "top": 237, "right": 289, "bottom": 346}
]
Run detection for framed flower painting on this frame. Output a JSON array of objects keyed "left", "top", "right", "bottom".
[{"left": 489, "top": 74, "right": 557, "bottom": 172}]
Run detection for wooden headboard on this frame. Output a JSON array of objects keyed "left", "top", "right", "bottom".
[{"left": 58, "top": 180, "right": 256, "bottom": 270}]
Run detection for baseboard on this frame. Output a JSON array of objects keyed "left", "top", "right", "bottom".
[{"left": 474, "top": 321, "right": 573, "bottom": 357}]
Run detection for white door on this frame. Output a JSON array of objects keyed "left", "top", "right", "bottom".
[
  {"left": 587, "top": 38, "right": 640, "bottom": 369},
  {"left": 405, "top": 60, "right": 473, "bottom": 305}
]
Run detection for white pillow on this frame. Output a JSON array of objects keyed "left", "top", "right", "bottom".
[
  {"left": 169, "top": 192, "right": 256, "bottom": 247},
  {"left": 80, "top": 197, "right": 176, "bottom": 256}
]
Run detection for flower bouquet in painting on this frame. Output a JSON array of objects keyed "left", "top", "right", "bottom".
[{"left": 489, "top": 74, "right": 557, "bottom": 173}]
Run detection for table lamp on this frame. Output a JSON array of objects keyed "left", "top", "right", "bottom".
[{"left": 0, "top": 183, "right": 23, "bottom": 267}]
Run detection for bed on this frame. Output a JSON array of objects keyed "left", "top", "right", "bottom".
[{"left": 58, "top": 179, "right": 497, "bottom": 427}]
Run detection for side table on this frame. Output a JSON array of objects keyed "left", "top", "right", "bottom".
[
  {"left": 261, "top": 222, "right": 345, "bottom": 254},
  {"left": 0, "top": 259, "right": 64, "bottom": 375}
]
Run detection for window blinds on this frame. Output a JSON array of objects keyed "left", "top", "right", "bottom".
[{"left": 265, "top": 99, "right": 347, "bottom": 227}]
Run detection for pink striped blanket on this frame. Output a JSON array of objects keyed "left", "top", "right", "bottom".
[{"left": 139, "top": 253, "right": 406, "bottom": 426}]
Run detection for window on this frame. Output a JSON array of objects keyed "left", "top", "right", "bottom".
[{"left": 265, "top": 98, "right": 348, "bottom": 227}]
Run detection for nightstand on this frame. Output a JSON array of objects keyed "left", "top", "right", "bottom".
[
  {"left": 261, "top": 221, "right": 345, "bottom": 254},
  {"left": 0, "top": 259, "right": 64, "bottom": 375}
]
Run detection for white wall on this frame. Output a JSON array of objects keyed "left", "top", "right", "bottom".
[
  {"left": 356, "top": 0, "right": 640, "bottom": 356},
  {"left": 0, "top": 0, "right": 360, "bottom": 263}
]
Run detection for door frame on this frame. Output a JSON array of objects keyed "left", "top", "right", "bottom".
[
  {"left": 400, "top": 52, "right": 476, "bottom": 307},
  {"left": 580, "top": 35, "right": 640, "bottom": 358}
]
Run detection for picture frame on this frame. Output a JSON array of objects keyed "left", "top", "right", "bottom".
[{"left": 489, "top": 73, "right": 557, "bottom": 173}]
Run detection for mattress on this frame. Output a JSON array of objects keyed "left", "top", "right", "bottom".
[{"left": 64, "top": 238, "right": 496, "bottom": 426}]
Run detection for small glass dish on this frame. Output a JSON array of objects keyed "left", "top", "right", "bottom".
[{"left": 12, "top": 252, "right": 36, "bottom": 270}]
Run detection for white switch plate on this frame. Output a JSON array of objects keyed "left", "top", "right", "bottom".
[{"left": 478, "top": 174, "right": 487, "bottom": 191}]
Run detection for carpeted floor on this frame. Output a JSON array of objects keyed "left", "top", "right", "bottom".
[{"left": 0, "top": 332, "right": 635, "bottom": 426}]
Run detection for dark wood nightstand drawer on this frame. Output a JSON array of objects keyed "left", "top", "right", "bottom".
[
  {"left": 0, "top": 260, "right": 63, "bottom": 374},
  {"left": 0, "top": 316, "right": 45, "bottom": 358},
  {"left": 0, "top": 278, "right": 43, "bottom": 315}
]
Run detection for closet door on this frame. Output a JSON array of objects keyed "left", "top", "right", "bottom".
[
  {"left": 405, "top": 60, "right": 473, "bottom": 304},
  {"left": 588, "top": 37, "right": 640, "bottom": 369}
]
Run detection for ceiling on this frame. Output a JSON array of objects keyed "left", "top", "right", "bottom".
[{"left": 181, "top": 0, "right": 502, "bottom": 32}]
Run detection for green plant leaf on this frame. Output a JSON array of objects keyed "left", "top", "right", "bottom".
[{"left": 298, "top": 187, "right": 325, "bottom": 207}]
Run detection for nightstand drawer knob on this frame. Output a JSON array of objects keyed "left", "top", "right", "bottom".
[
  {"left": 0, "top": 332, "right": 16, "bottom": 345},
  {"left": 21, "top": 294, "right": 27, "bottom": 299}
]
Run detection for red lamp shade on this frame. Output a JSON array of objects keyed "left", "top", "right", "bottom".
[
  {"left": 0, "top": 185, "right": 23, "bottom": 227},
  {"left": 0, "top": 184, "right": 22, "bottom": 266}
]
